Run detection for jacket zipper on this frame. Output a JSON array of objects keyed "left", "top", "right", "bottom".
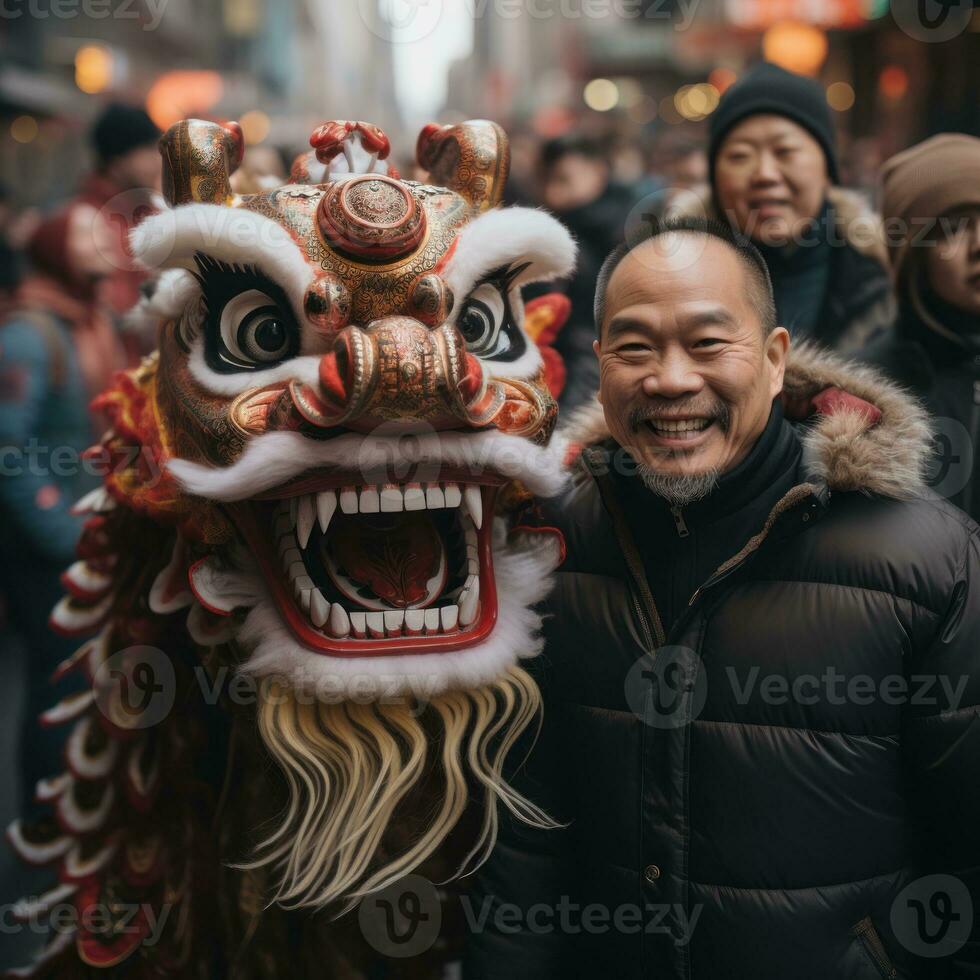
[
  {"left": 851, "top": 917, "right": 898, "bottom": 979},
  {"left": 669, "top": 505, "right": 689, "bottom": 538},
  {"left": 584, "top": 446, "right": 822, "bottom": 652}
]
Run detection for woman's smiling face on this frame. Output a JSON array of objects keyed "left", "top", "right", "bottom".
[{"left": 714, "top": 115, "right": 829, "bottom": 248}]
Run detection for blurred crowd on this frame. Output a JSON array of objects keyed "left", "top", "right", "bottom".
[{"left": 0, "top": 63, "right": 979, "bottom": 818}]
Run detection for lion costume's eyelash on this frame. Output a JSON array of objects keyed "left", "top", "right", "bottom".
[{"left": 192, "top": 252, "right": 292, "bottom": 323}]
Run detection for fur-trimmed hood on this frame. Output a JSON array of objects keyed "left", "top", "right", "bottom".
[
  {"left": 561, "top": 342, "right": 933, "bottom": 500},
  {"left": 668, "top": 185, "right": 891, "bottom": 270}
]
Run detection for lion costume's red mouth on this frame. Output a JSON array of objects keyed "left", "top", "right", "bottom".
[{"left": 230, "top": 470, "right": 502, "bottom": 656}]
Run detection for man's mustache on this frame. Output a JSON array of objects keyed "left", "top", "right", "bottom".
[{"left": 629, "top": 400, "right": 732, "bottom": 433}]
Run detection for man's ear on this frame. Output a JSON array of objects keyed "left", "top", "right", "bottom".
[{"left": 765, "top": 326, "right": 790, "bottom": 400}]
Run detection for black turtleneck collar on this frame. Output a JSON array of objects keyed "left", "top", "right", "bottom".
[{"left": 612, "top": 401, "right": 803, "bottom": 635}]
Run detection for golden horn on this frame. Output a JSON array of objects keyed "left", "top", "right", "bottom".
[
  {"left": 159, "top": 118, "right": 244, "bottom": 207},
  {"left": 416, "top": 119, "right": 510, "bottom": 213}
]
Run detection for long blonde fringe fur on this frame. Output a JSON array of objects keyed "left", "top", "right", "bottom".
[{"left": 244, "top": 665, "right": 558, "bottom": 912}]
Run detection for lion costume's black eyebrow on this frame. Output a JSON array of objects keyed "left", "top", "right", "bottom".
[
  {"left": 480, "top": 261, "right": 532, "bottom": 293},
  {"left": 192, "top": 252, "right": 295, "bottom": 325}
]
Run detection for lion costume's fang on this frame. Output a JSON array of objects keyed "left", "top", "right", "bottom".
[{"left": 7, "top": 117, "right": 576, "bottom": 977}]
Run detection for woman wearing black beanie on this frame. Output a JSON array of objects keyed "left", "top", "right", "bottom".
[{"left": 672, "top": 62, "right": 894, "bottom": 353}]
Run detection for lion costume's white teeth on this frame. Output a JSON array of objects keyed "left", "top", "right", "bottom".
[{"left": 273, "top": 480, "right": 484, "bottom": 640}]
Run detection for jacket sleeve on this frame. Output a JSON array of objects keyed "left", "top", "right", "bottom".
[
  {"left": 0, "top": 318, "right": 84, "bottom": 564},
  {"left": 462, "top": 653, "right": 577, "bottom": 980},
  {"left": 903, "top": 523, "right": 980, "bottom": 976}
]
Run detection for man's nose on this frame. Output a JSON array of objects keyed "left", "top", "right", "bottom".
[
  {"left": 750, "top": 151, "right": 780, "bottom": 185},
  {"left": 641, "top": 350, "right": 703, "bottom": 398}
]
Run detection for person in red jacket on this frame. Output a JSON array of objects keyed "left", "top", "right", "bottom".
[{"left": 76, "top": 103, "right": 161, "bottom": 354}]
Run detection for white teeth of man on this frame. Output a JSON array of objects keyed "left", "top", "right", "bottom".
[{"left": 651, "top": 418, "right": 710, "bottom": 433}]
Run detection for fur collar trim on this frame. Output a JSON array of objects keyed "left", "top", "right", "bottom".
[
  {"left": 668, "top": 185, "right": 890, "bottom": 269},
  {"left": 561, "top": 342, "right": 933, "bottom": 500}
]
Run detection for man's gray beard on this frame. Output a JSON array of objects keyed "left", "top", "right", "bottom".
[{"left": 637, "top": 463, "right": 721, "bottom": 507}]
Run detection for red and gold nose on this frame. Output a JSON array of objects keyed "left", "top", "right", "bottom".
[{"left": 317, "top": 175, "right": 426, "bottom": 262}]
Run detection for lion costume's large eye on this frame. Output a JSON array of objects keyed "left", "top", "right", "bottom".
[
  {"left": 456, "top": 280, "right": 526, "bottom": 362},
  {"left": 194, "top": 253, "right": 300, "bottom": 372},
  {"left": 219, "top": 290, "right": 296, "bottom": 366}
]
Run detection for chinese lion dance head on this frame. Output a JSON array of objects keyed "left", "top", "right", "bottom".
[{"left": 13, "top": 116, "right": 575, "bottom": 967}]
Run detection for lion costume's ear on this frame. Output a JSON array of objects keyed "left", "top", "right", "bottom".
[
  {"left": 160, "top": 118, "right": 245, "bottom": 206},
  {"left": 416, "top": 119, "right": 509, "bottom": 213}
]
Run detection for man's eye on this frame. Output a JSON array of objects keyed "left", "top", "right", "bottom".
[
  {"left": 218, "top": 289, "right": 297, "bottom": 368},
  {"left": 693, "top": 338, "right": 724, "bottom": 349},
  {"left": 456, "top": 282, "right": 526, "bottom": 362}
]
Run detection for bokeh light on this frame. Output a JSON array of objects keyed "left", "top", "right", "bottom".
[
  {"left": 826, "top": 81, "right": 856, "bottom": 111},
  {"left": 708, "top": 67, "right": 738, "bottom": 93},
  {"left": 675, "top": 83, "right": 721, "bottom": 122},
  {"left": 146, "top": 71, "right": 224, "bottom": 130},
  {"left": 239, "top": 109, "right": 270, "bottom": 144},
  {"left": 10, "top": 115, "right": 38, "bottom": 144},
  {"left": 583, "top": 78, "right": 619, "bottom": 112},
  {"left": 878, "top": 65, "right": 909, "bottom": 101},
  {"left": 74, "top": 44, "right": 113, "bottom": 94},
  {"left": 762, "top": 22, "right": 829, "bottom": 76}
]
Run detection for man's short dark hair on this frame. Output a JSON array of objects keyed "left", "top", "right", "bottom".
[
  {"left": 593, "top": 216, "right": 777, "bottom": 337},
  {"left": 539, "top": 134, "right": 606, "bottom": 173}
]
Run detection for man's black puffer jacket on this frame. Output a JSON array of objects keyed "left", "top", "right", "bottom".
[{"left": 464, "top": 344, "right": 980, "bottom": 980}]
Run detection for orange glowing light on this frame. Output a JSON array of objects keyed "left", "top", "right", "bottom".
[
  {"left": 145, "top": 71, "right": 224, "bottom": 131},
  {"left": 762, "top": 22, "right": 829, "bottom": 77},
  {"left": 709, "top": 68, "right": 738, "bottom": 94},
  {"left": 878, "top": 65, "right": 909, "bottom": 101}
]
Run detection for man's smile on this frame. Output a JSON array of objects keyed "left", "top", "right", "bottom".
[{"left": 642, "top": 416, "right": 717, "bottom": 449}]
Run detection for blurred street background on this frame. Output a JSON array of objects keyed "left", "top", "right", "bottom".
[{"left": 1, "top": 0, "right": 979, "bottom": 210}]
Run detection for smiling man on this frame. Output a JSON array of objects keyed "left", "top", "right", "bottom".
[{"left": 465, "top": 218, "right": 980, "bottom": 979}]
